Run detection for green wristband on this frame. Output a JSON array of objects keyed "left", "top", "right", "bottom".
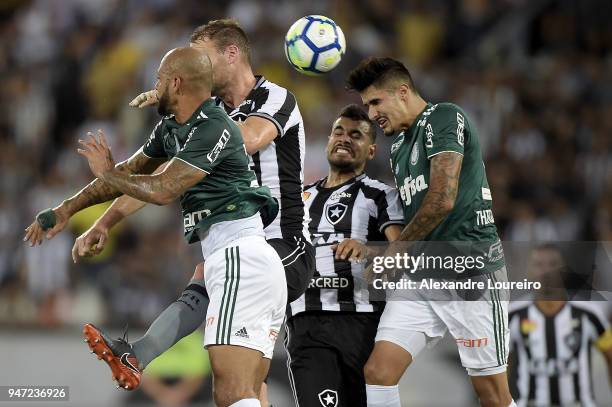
[{"left": 36, "top": 208, "right": 57, "bottom": 231}]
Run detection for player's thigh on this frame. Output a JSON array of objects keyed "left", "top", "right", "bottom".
[
  {"left": 339, "top": 313, "right": 380, "bottom": 406},
  {"left": 285, "top": 317, "right": 343, "bottom": 407},
  {"left": 204, "top": 237, "right": 286, "bottom": 359},
  {"left": 375, "top": 296, "right": 446, "bottom": 359},
  {"left": 267, "top": 236, "right": 315, "bottom": 302},
  {"left": 435, "top": 269, "right": 510, "bottom": 372}
]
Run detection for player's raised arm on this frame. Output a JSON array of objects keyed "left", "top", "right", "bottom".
[
  {"left": 78, "top": 131, "right": 205, "bottom": 205},
  {"left": 23, "top": 135, "right": 166, "bottom": 247}
]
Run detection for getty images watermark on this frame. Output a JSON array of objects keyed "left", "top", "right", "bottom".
[
  {"left": 370, "top": 252, "right": 540, "bottom": 291},
  {"left": 363, "top": 241, "right": 611, "bottom": 302}
]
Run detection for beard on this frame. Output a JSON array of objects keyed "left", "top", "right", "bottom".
[
  {"left": 328, "top": 156, "right": 358, "bottom": 172},
  {"left": 157, "top": 91, "right": 171, "bottom": 116}
]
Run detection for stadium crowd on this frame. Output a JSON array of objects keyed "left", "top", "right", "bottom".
[{"left": 0, "top": 0, "right": 610, "bottom": 330}]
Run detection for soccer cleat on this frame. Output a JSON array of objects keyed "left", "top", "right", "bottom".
[{"left": 83, "top": 323, "right": 141, "bottom": 391}]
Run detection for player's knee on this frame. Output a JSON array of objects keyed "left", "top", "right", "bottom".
[{"left": 364, "top": 359, "right": 397, "bottom": 386}]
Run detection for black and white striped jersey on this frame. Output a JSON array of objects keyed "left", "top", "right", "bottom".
[
  {"left": 288, "top": 173, "right": 404, "bottom": 317},
  {"left": 215, "top": 76, "right": 309, "bottom": 240},
  {"left": 508, "top": 301, "right": 612, "bottom": 407}
]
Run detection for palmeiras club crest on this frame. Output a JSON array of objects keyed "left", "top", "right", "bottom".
[
  {"left": 325, "top": 203, "right": 347, "bottom": 225},
  {"left": 318, "top": 389, "right": 338, "bottom": 407}
]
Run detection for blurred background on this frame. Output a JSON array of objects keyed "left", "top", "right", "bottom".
[{"left": 0, "top": 0, "right": 610, "bottom": 406}]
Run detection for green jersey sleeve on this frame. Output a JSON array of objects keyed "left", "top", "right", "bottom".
[
  {"left": 175, "top": 118, "right": 236, "bottom": 174},
  {"left": 425, "top": 103, "right": 466, "bottom": 159},
  {"left": 142, "top": 120, "right": 166, "bottom": 159}
]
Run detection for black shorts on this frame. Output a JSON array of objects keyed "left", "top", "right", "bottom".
[
  {"left": 267, "top": 235, "right": 315, "bottom": 303},
  {"left": 284, "top": 311, "right": 381, "bottom": 407}
]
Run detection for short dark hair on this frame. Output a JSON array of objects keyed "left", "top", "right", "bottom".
[
  {"left": 346, "top": 57, "right": 416, "bottom": 93},
  {"left": 338, "top": 104, "right": 376, "bottom": 142},
  {"left": 190, "top": 19, "right": 251, "bottom": 62}
]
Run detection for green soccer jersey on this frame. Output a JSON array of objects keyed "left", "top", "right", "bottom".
[
  {"left": 390, "top": 102, "right": 504, "bottom": 274},
  {"left": 142, "top": 98, "right": 278, "bottom": 243}
]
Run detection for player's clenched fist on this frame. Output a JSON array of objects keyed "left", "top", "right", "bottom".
[
  {"left": 128, "top": 89, "right": 159, "bottom": 108},
  {"left": 23, "top": 206, "right": 70, "bottom": 246},
  {"left": 72, "top": 224, "right": 109, "bottom": 263}
]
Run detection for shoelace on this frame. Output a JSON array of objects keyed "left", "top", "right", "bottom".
[{"left": 118, "top": 323, "right": 130, "bottom": 344}]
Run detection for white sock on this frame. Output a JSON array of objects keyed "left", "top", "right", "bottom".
[
  {"left": 366, "top": 384, "right": 401, "bottom": 407},
  {"left": 229, "top": 399, "right": 260, "bottom": 407},
  {"left": 508, "top": 401, "right": 517, "bottom": 407}
]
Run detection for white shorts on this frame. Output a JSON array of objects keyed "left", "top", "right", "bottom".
[
  {"left": 376, "top": 267, "right": 509, "bottom": 373},
  {"left": 202, "top": 235, "right": 287, "bottom": 359}
]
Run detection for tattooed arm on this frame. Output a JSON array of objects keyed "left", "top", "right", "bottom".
[
  {"left": 397, "top": 152, "right": 463, "bottom": 242},
  {"left": 61, "top": 146, "right": 165, "bottom": 214},
  {"left": 99, "top": 158, "right": 204, "bottom": 205},
  {"left": 23, "top": 139, "right": 166, "bottom": 246}
]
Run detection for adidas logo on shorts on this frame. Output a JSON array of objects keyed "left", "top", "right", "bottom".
[{"left": 234, "top": 327, "right": 249, "bottom": 339}]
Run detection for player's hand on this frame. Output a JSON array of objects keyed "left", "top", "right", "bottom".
[
  {"left": 71, "top": 224, "right": 109, "bottom": 263},
  {"left": 331, "top": 239, "right": 369, "bottom": 262},
  {"left": 128, "top": 90, "right": 159, "bottom": 108},
  {"left": 78, "top": 130, "right": 115, "bottom": 179},
  {"left": 23, "top": 206, "right": 70, "bottom": 247}
]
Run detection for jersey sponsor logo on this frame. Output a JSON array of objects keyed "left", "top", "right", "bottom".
[
  {"left": 456, "top": 337, "right": 489, "bottom": 347},
  {"left": 410, "top": 142, "right": 419, "bottom": 165},
  {"left": 330, "top": 191, "right": 352, "bottom": 200},
  {"left": 425, "top": 123, "right": 434, "bottom": 148},
  {"left": 398, "top": 175, "right": 428, "bottom": 206},
  {"left": 309, "top": 276, "right": 350, "bottom": 289},
  {"left": 311, "top": 232, "right": 346, "bottom": 246},
  {"left": 183, "top": 209, "right": 212, "bottom": 231},
  {"left": 456, "top": 112, "right": 465, "bottom": 146},
  {"left": 325, "top": 203, "right": 348, "bottom": 225},
  {"left": 206, "top": 128, "right": 231, "bottom": 163},
  {"left": 318, "top": 389, "right": 338, "bottom": 407},
  {"left": 476, "top": 209, "right": 495, "bottom": 226}
]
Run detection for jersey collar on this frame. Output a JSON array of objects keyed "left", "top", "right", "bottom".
[{"left": 183, "top": 98, "right": 215, "bottom": 125}]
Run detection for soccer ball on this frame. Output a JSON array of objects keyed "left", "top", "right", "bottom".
[{"left": 284, "top": 15, "right": 346, "bottom": 75}]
